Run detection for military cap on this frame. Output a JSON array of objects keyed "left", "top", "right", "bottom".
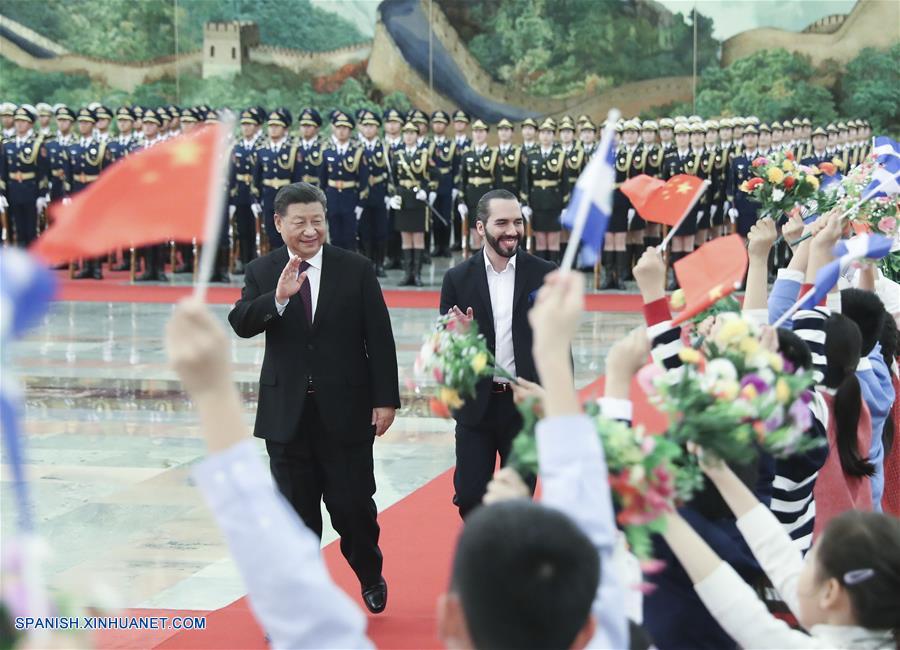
[
  {"left": 167, "top": 105, "right": 180, "bottom": 118},
  {"left": 758, "top": 123, "right": 771, "bottom": 133},
  {"left": 743, "top": 124, "right": 759, "bottom": 135},
  {"left": 673, "top": 123, "right": 690, "bottom": 134},
  {"left": 689, "top": 122, "right": 707, "bottom": 133},
  {"left": 471, "top": 118, "right": 489, "bottom": 131},
  {"left": 401, "top": 121, "right": 417, "bottom": 133},
  {"left": 846, "top": 118, "right": 858, "bottom": 128},
  {"left": 331, "top": 110, "right": 354, "bottom": 129},
  {"left": 205, "top": 110, "right": 221, "bottom": 124},
  {"left": 497, "top": 118, "right": 514, "bottom": 130},
  {"left": 115, "top": 106, "right": 134, "bottom": 121},
  {"left": 452, "top": 109, "right": 470, "bottom": 123},
  {"left": 133, "top": 105, "right": 145, "bottom": 119},
  {"left": 95, "top": 105, "right": 112, "bottom": 121},
  {"left": 659, "top": 117, "right": 675, "bottom": 129},
  {"left": 431, "top": 110, "right": 450, "bottom": 124},
  {"left": 13, "top": 105, "right": 37, "bottom": 123},
  {"left": 410, "top": 109, "right": 428, "bottom": 126},
  {"left": 674, "top": 115, "right": 688, "bottom": 124},
  {"left": 240, "top": 108, "right": 259, "bottom": 125},
  {"left": 559, "top": 115, "right": 576, "bottom": 131},
  {"left": 197, "top": 105, "right": 212, "bottom": 120},
  {"left": 360, "top": 109, "right": 381, "bottom": 126},
  {"left": 87, "top": 101, "right": 102, "bottom": 111},
  {"left": 826, "top": 123, "right": 838, "bottom": 133},
  {"left": 837, "top": 121, "right": 848, "bottom": 131},
  {"left": 268, "top": 108, "right": 292, "bottom": 128},
  {"left": 156, "top": 106, "right": 170, "bottom": 120},
  {"left": 383, "top": 108, "right": 403, "bottom": 124},
  {"left": 747, "top": 116, "right": 760, "bottom": 126},
  {"left": 0, "top": 102, "right": 16, "bottom": 117},
  {"left": 771, "top": 120, "right": 784, "bottom": 131},
  {"left": 718, "top": 117, "right": 734, "bottom": 128},
  {"left": 181, "top": 107, "right": 199, "bottom": 123},
  {"left": 791, "top": 118, "right": 802, "bottom": 127},
  {"left": 732, "top": 117, "right": 746, "bottom": 127},
  {"left": 641, "top": 120, "right": 659, "bottom": 131},
  {"left": 688, "top": 114, "right": 703, "bottom": 124},
  {"left": 55, "top": 105, "right": 75, "bottom": 121},
  {"left": 355, "top": 108, "right": 368, "bottom": 122},
  {"left": 862, "top": 119, "right": 870, "bottom": 127},
  {"left": 520, "top": 117, "right": 538, "bottom": 129},
  {"left": 538, "top": 117, "right": 556, "bottom": 132},
  {"left": 811, "top": 126, "right": 827, "bottom": 137},
  {"left": 704, "top": 119, "right": 719, "bottom": 131},
  {"left": 580, "top": 118, "right": 596, "bottom": 131},
  {"left": 622, "top": 119, "right": 641, "bottom": 132},
  {"left": 801, "top": 117, "right": 811, "bottom": 126},
  {"left": 123, "top": 107, "right": 143, "bottom": 124},
  {"left": 36, "top": 102, "right": 53, "bottom": 117},
  {"left": 576, "top": 114, "right": 591, "bottom": 126},
  {"left": 298, "top": 107, "right": 322, "bottom": 127}
]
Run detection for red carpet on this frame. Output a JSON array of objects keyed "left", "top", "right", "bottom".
[{"left": 53, "top": 271, "right": 644, "bottom": 312}]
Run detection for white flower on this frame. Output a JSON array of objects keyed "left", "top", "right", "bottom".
[
  {"left": 772, "top": 188, "right": 785, "bottom": 202},
  {"left": 706, "top": 358, "right": 738, "bottom": 382}
]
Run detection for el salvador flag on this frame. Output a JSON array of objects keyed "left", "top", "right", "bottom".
[
  {"left": 801, "top": 234, "right": 893, "bottom": 309},
  {"left": 862, "top": 166, "right": 900, "bottom": 201},
  {"left": 561, "top": 109, "right": 619, "bottom": 268},
  {"left": 872, "top": 136, "right": 899, "bottom": 161},
  {"left": 1, "top": 248, "right": 57, "bottom": 532}
]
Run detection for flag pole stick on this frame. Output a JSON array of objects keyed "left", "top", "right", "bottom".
[
  {"left": 561, "top": 108, "right": 620, "bottom": 272},
  {"left": 657, "top": 180, "right": 709, "bottom": 251},
  {"left": 194, "top": 116, "right": 234, "bottom": 301},
  {"left": 772, "top": 287, "right": 816, "bottom": 329}
]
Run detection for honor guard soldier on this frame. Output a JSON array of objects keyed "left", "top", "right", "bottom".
[
  {"left": 660, "top": 123, "right": 701, "bottom": 288},
  {"left": 199, "top": 109, "right": 231, "bottom": 283},
  {"left": 771, "top": 121, "right": 785, "bottom": 153},
  {"left": 800, "top": 126, "right": 831, "bottom": 167},
  {"left": 726, "top": 124, "right": 762, "bottom": 241},
  {"left": 69, "top": 107, "right": 112, "bottom": 278},
  {"left": 457, "top": 118, "right": 497, "bottom": 252},
  {"left": 496, "top": 118, "right": 526, "bottom": 201},
  {"left": 707, "top": 120, "right": 729, "bottom": 238},
  {"left": 254, "top": 107, "right": 302, "bottom": 250},
  {"left": 692, "top": 122, "right": 717, "bottom": 246},
  {"left": 579, "top": 117, "right": 598, "bottom": 159},
  {"left": 825, "top": 123, "right": 839, "bottom": 158},
  {"left": 128, "top": 108, "right": 167, "bottom": 281},
  {"left": 382, "top": 108, "right": 405, "bottom": 270},
  {"left": 658, "top": 117, "right": 675, "bottom": 153},
  {"left": 449, "top": 109, "right": 471, "bottom": 251},
  {"left": 46, "top": 106, "right": 74, "bottom": 204},
  {"left": 167, "top": 105, "right": 182, "bottom": 137},
  {"left": 107, "top": 106, "right": 139, "bottom": 270},
  {"left": 604, "top": 119, "right": 641, "bottom": 289},
  {"left": 36, "top": 103, "right": 55, "bottom": 138},
  {"left": 836, "top": 122, "right": 852, "bottom": 170},
  {"left": 228, "top": 108, "right": 263, "bottom": 272},
  {"left": 409, "top": 109, "right": 429, "bottom": 146},
  {"left": 320, "top": 110, "right": 368, "bottom": 251},
  {"left": 520, "top": 117, "right": 538, "bottom": 155},
  {"left": 0, "top": 103, "right": 16, "bottom": 141},
  {"left": 639, "top": 120, "right": 664, "bottom": 249},
  {"left": 389, "top": 121, "right": 432, "bottom": 286},
  {"left": 857, "top": 120, "right": 871, "bottom": 161},
  {"left": 94, "top": 105, "right": 112, "bottom": 143},
  {"left": 179, "top": 107, "right": 199, "bottom": 135},
  {"left": 358, "top": 109, "right": 390, "bottom": 276},
  {"left": 428, "top": 109, "right": 456, "bottom": 258},
  {"left": 0, "top": 105, "right": 49, "bottom": 247},
  {"left": 296, "top": 107, "right": 323, "bottom": 187},
  {"left": 522, "top": 117, "right": 568, "bottom": 264},
  {"left": 758, "top": 122, "right": 773, "bottom": 156}
]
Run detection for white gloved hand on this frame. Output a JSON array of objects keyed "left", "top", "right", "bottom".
[
  {"left": 696, "top": 210, "right": 705, "bottom": 224},
  {"left": 389, "top": 195, "right": 402, "bottom": 210},
  {"left": 728, "top": 208, "right": 739, "bottom": 223},
  {"left": 354, "top": 205, "right": 364, "bottom": 221},
  {"left": 522, "top": 205, "right": 533, "bottom": 219},
  {"left": 0, "top": 194, "right": 7, "bottom": 211},
  {"left": 36, "top": 195, "right": 49, "bottom": 212},
  {"left": 228, "top": 205, "right": 237, "bottom": 219},
  {"left": 251, "top": 202, "right": 262, "bottom": 217},
  {"left": 627, "top": 208, "right": 635, "bottom": 220},
  {"left": 710, "top": 204, "right": 718, "bottom": 218},
  {"left": 428, "top": 191, "right": 437, "bottom": 206},
  {"left": 723, "top": 200, "right": 731, "bottom": 214},
  {"left": 452, "top": 188, "right": 460, "bottom": 201},
  {"left": 384, "top": 196, "right": 392, "bottom": 210},
  {"left": 458, "top": 203, "right": 469, "bottom": 218},
  {"left": 415, "top": 188, "right": 427, "bottom": 202}
]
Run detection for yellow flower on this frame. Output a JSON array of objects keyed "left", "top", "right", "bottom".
[
  {"left": 740, "top": 337, "right": 760, "bottom": 356},
  {"left": 741, "top": 384, "right": 758, "bottom": 400},
  {"left": 716, "top": 318, "right": 749, "bottom": 345},
  {"left": 670, "top": 288, "right": 686, "bottom": 310},
  {"left": 439, "top": 387, "right": 464, "bottom": 409},
  {"left": 806, "top": 175, "right": 820, "bottom": 190},
  {"left": 832, "top": 157, "right": 845, "bottom": 170},
  {"left": 768, "top": 352, "right": 784, "bottom": 373},
  {"left": 767, "top": 167, "right": 785, "bottom": 184},
  {"left": 678, "top": 348, "right": 701, "bottom": 364},
  {"left": 715, "top": 380, "right": 739, "bottom": 401},
  {"left": 775, "top": 378, "right": 791, "bottom": 404},
  {"left": 782, "top": 159, "right": 795, "bottom": 172},
  {"left": 471, "top": 352, "right": 487, "bottom": 374},
  {"left": 739, "top": 181, "right": 750, "bottom": 193}
]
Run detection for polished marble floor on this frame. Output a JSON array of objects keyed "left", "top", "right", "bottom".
[{"left": 2, "top": 296, "right": 642, "bottom": 612}]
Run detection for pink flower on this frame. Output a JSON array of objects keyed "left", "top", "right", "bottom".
[
  {"left": 878, "top": 217, "right": 897, "bottom": 234},
  {"left": 433, "top": 367, "right": 444, "bottom": 383}
]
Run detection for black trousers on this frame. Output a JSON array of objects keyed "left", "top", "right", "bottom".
[
  {"left": 266, "top": 396, "right": 383, "bottom": 587},
  {"left": 453, "top": 390, "right": 529, "bottom": 518},
  {"left": 9, "top": 201, "right": 37, "bottom": 247},
  {"left": 432, "top": 191, "right": 452, "bottom": 250},
  {"left": 234, "top": 204, "right": 257, "bottom": 264}
]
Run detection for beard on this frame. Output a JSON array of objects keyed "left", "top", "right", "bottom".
[{"left": 485, "top": 230, "right": 521, "bottom": 258}]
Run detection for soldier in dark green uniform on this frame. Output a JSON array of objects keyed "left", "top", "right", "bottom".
[
  {"left": 457, "top": 119, "right": 497, "bottom": 252},
  {"left": 522, "top": 117, "right": 567, "bottom": 264},
  {"left": 495, "top": 118, "right": 526, "bottom": 201},
  {"left": 520, "top": 117, "right": 538, "bottom": 155},
  {"left": 389, "top": 121, "right": 431, "bottom": 286},
  {"left": 428, "top": 110, "right": 456, "bottom": 258}
]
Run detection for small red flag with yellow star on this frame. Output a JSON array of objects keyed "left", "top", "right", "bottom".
[
  {"left": 32, "top": 125, "right": 223, "bottom": 265},
  {"left": 621, "top": 173, "right": 706, "bottom": 226},
  {"left": 671, "top": 235, "right": 748, "bottom": 325}
]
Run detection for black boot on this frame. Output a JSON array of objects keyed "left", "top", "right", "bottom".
[
  {"left": 74, "top": 259, "right": 94, "bottom": 279},
  {"left": 616, "top": 249, "right": 630, "bottom": 288},
  {"left": 535, "top": 249, "right": 547, "bottom": 261},
  {"left": 413, "top": 249, "right": 424, "bottom": 287},
  {"left": 548, "top": 250, "right": 560, "bottom": 265},
  {"left": 399, "top": 249, "right": 414, "bottom": 287},
  {"left": 92, "top": 259, "right": 103, "bottom": 280},
  {"left": 112, "top": 254, "right": 131, "bottom": 272},
  {"left": 374, "top": 242, "right": 387, "bottom": 278},
  {"left": 210, "top": 248, "right": 229, "bottom": 283},
  {"left": 623, "top": 245, "right": 637, "bottom": 280},
  {"left": 666, "top": 252, "right": 682, "bottom": 291},
  {"left": 599, "top": 255, "right": 619, "bottom": 290}
]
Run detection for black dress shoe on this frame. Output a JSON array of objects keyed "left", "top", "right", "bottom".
[
  {"left": 73, "top": 267, "right": 93, "bottom": 280},
  {"left": 361, "top": 578, "right": 387, "bottom": 614}
]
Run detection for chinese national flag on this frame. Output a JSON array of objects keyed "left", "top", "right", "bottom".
[
  {"left": 672, "top": 235, "right": 748, "bottom": 325},
  {"left": 621, "top": 174, "right": 706, "bottom": 226},
  {"left": 31, "top": 125, "right": 222, "bottom": 265}
]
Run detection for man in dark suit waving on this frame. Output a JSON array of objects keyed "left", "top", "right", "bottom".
[
  {"left": 228, "top": 182, "right": 400, "bottom": 613},
  {"left": 439, "top": 189, "right": 556, "bottom": 518}
]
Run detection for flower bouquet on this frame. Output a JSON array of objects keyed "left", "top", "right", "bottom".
[
  {"left": 648, "top": 313, "right": 818, "bottom": 465},
  {"left": 740, "top": 151, "right": 821, "bottom": 219},
  {"left": 414, "top": 313, "right": 511, "bottom": 418},
  {"left": 827, "top": 157, "right": 900, "bottom": 236}
]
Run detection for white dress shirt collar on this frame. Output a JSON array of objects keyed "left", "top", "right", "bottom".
[{"left": 483, "top": 247, "right": 516, "bottom": 274}]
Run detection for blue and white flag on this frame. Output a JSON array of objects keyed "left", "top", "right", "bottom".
[
  {"left": 862, "top": 166, "right": 900, "bottom": 202},
  {"left": 560, "top": 109, "right": 619, "bottom": 268},
  {"left": 800, "top": 234, "right": 893, "bottom": 309},
  {"left": 872, "top": 136, "right": 899, "bottom": 161},
  {"left": 1, "top": 248, "right": 57, "bottom": 532}
]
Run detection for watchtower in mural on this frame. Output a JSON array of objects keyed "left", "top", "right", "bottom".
[{"left": 202, "top": 21, "right": 260, "bottom": 79}]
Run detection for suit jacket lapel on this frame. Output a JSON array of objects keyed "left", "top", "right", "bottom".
[
  {"left": 512, "top": 250, "right": 530, "bottom": 312},
  {"left": 270, "top": 245, "right": 311, "bottom": 334},
  {"left": 472, "top": 251, "right": 495, "bottom": 342},
  {"left": 312, "top": 245, "right": 335, "bottom": 332}
]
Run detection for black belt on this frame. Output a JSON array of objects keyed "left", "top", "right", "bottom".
[{"left": 491, "top": 382, "right": 512, "bottom": 394}]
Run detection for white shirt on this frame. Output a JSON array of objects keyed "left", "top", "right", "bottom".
[
  {"left": 483, "top": 248, "right": 516, "bottom": 381},
  {"left": 275, "top": 246, "right": 323, "bottom": 319}
]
